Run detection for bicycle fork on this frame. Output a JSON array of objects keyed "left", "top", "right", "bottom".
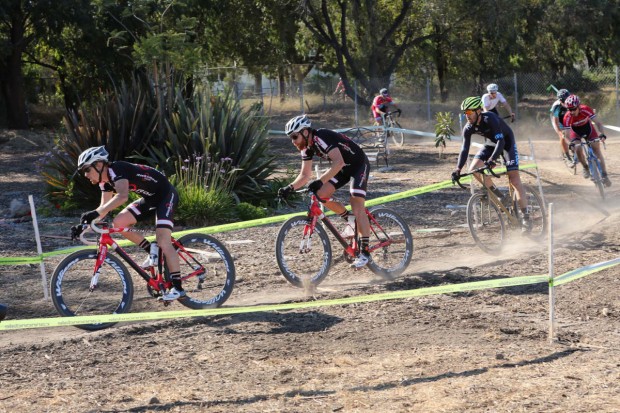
[
  {"left": 90, "top": 244, "right": 110, "bottom": 291},
  {"left": 299, "top": 217, "right": 319, "bottom": 253}
]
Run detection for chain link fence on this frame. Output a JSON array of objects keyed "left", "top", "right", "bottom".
[{"left": 197, "top": 64, "right": 620, "bottom": 131}]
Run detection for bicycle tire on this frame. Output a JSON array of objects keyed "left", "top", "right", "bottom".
[
  {"left": 390, "top": 121, "right": 405, "bottom": 147},
  {"left": 589, "top": 157, "right": 605, "bottom": 200},
  {"left": 275, "top": 216, "right": 332, "bottom": 288},
  {"left": 522, "top": 185, "right": 548, "bottom": 239},
  {"left": 365, "top": 207, "right": 413, "bottom": 279},
  {"left": 175, "top": 233, "right": 236, "bottom": 309},
  {"left": 466, "top": 193, "right": 506, "bottom": 255},
  {"left": 50, "top": 249, "right": 134, "bottom": 331}
]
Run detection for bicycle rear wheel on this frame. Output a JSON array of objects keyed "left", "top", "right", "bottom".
[
  {"left": 467, "top": 193, "right": 506, "bottom": 255},
  {"left": 390, "top": 120, "right": 404, "bottom": 146},
  {"left": 365, "top": 207, "right": 413, "bottom": 279},
  {"left": 175, "top": 233, "right": 236, "bottom": 310},
  {"left": 275, "top": 216, "right": 332, "bottom": 288},
  {"left": 522, "top": 185, "right": 547, "bottom": 239},
  {"left": 50, "top": 250, "right": 134, "bottom": 331}
]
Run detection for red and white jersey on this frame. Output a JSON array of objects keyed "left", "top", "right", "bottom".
[
  {"left": 371, "top": 95, "right": 393, "bottom": 118},
  {"left": 563, "top": 104, "right": 599, "bottom": 140}
]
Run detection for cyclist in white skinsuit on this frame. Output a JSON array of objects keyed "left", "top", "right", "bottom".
[{"left": 482, "top": 83, "right": 515, "bottom": 123}]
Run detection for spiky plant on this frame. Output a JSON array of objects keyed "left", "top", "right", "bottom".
[{"left": 434, "top": 112, "right": 455, "bottom": 159}]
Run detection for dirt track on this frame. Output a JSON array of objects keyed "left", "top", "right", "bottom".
[{"left": 1, "top": 122, "right": 620, "bottom": 412}]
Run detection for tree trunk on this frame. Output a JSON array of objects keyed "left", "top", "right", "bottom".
[{"left": 1, "top": 10, "right": 29, "bottom": 129}]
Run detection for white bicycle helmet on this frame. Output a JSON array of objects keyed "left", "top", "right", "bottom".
[
  {"left": 380, "top": 88, "right": 388, "bottom": 95},
  {"left": 78, "top": 146, "right": 109, "bottom": 170},
  {"left": 487, "top": 83, "right": 499, "bottom": 93},
  {"left": 285, "top": 115, "right": 311, "bottom": 135}
]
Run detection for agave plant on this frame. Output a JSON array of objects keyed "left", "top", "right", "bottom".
[
  {"left": 41, "top": 73, "right": 162, "bottom": 208},
  {"left": 141, "top": 87, "right": 276, "bottom": 204}
]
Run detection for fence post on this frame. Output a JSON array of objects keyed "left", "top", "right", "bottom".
[
  {"left": 614, "top": 65, "right": 620, "bottom": 125},
  {"left": 354, "top": 80, "right": 359, "bottom": 127},
  {"left": 548, "top": 203, "right": 556, "bottom": 343},
  {"left": 426, "top": 77, "right": 432, "bottom": 125},
  {"left": 513, "top": 72, "right": 519, "bottom": 119}
]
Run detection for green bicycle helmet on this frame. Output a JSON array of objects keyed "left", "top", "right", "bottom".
[{"left": 461, "top": 96, "right": 483, "bottom": 111}]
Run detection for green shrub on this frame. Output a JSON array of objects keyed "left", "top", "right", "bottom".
[
  {"left": 176, "top": 185, "right": 235, "bottom": 226},
  {"left": 235, "top": 202, "right": 268, "bottom": 221}
]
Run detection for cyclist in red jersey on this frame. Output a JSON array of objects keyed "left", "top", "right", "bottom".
[
  {"left": 278, "top": 115, "right": 372, "bottom": 268},
  {"left": 562, "top": 94, "right": 611, "bottom": 186},
  {"left": 76, "top": 146, "right": 185, "bottom": 301},
  {"left": 371, "top": 88, "right": 400, "bottom": 125},
  {"left": 333, "top": 77, "right": 346, "bottom": 100}
]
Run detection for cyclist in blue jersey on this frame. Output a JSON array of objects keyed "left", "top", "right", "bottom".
[
  {"left": 76, "top": 146, "right": 184, "bottom": 301},
  {"left": 550, "top": 88, "right": 573, "bottom": 166},
  {"left": 278, "top": 115, "right": 372, "bottom": 268},
  {"left": 452, "top": 97, "right": 531, "bottom": 232}
]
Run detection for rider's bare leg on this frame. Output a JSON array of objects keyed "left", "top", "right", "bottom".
[
  {"left": 350, "top": 196, "right": 370, "bottom": 238},
  {"left": 507, "top": 170, "right": 528, "bottom": 210},
  {"left": 592, "top": 141, "right": 608, "bottom": 174}
]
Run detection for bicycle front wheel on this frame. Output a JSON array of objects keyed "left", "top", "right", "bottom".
[
  {"left": 50, "top": 249, "right": 134, "bottom": 331},
  {"left": 175, "top": 233, "right": 236, "bottom": 310},
  {"left": 588, "top": 158, "right": 605, "bottom": 200},
  {"left": 275, "top": 216, "right": 332, "bottom": 288},
  {"left": 366, "top": 207, "right": 413, "bottom": 279},
  {"left": 390, "top": 120, "right": 405, "bottom": 146},
  {"left": 467, "top": 193, "right": 506, "bottom": 255}
]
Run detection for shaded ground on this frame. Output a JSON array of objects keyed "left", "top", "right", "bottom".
[{"left": 1, "top": 119, "right": 620, "bottom": 412}]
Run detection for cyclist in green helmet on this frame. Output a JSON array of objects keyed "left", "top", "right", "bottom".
[{"left": 452, "top": 96, "right": 532, "bottom": 232}]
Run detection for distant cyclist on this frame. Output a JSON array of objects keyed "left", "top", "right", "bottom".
[
  {"left": 333, "top": 77, "right": 346, "bottom": 101},
  {"left": 452, "top": 97, "right": 531, "bottom": 232},
  {"left": 278, "top": 115, "right": 372, "bottom": 268},
  {"left": 76, "top": 146, "right": 184, "bottom": 301},
  {"left": 371, "top": 88, "right": 400, "bottom": 126},
  {"left": 562, "top": 94, "right": 611, "bottom": 186},
  {"left": 550, "top": 88, "right": 573, "bottom": 166},
  {"left": 482, "top": 83, "right": 515, "bottom": 122}
]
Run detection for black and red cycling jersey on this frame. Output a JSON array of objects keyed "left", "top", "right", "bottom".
[
  {"left": 100, "top": 161, "right": 173, "bottom": 203},
  {"left": 301, "top": 129, "right": 367, "bottom": 166}
]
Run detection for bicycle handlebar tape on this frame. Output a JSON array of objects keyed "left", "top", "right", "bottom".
[{"left": 0, "top": 303, "right": 7, "bottom": 322}]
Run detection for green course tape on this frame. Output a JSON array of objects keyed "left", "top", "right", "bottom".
[
  {"left": 551, "top": 257, "right": 620, "bottom": 286},
  {"left": 0, "top": 274, "right": 547, "bottom": 330},
  {"left": 0, "top": 256, "right": 42, "bottom": 265}
]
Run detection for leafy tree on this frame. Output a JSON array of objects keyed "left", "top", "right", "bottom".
[
  {"left": 0, "top": 0, "right": 95, "bottom": 128},
  {"left": 299, "top": 0, "right": 438, "bottom": 104}
]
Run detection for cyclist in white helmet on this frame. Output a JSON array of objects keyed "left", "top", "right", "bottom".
[
  {"left": 482, "top": 83, "right": 515, "bottom": 123},
  {"left": 76, "top": 146, "right": 184, "bottom": 301},
  {"left": 278, "top": 115, "right": 373, "bottom": 268},
  {"left": 371, "top": 88, "right": 400, "bottom": 125}
]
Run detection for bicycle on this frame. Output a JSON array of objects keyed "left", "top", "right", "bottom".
[
  {"left": 453, "top": 166, "right": 547, "bottom": 255},
  {"left": 572, "top": 136, "right": 607, "bottom": 199},
  {"left": 561, "top": 146, "right": 578, "bottom": 175},
  {"left": 50, "top": 221, "right": 236, "bottom": 330},
  {"left": 342, "top": 127, "right": 389, "bottom": 167},
  {"left": 275, "top": 189, "right": 413, "bottom": 287},
  {"left": 383, "top": 110, "right": 404, "bottom": 147}
]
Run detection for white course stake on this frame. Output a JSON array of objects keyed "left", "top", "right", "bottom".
[{"left": 28, "top": 195, "right": 49, "bottom": 300}]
